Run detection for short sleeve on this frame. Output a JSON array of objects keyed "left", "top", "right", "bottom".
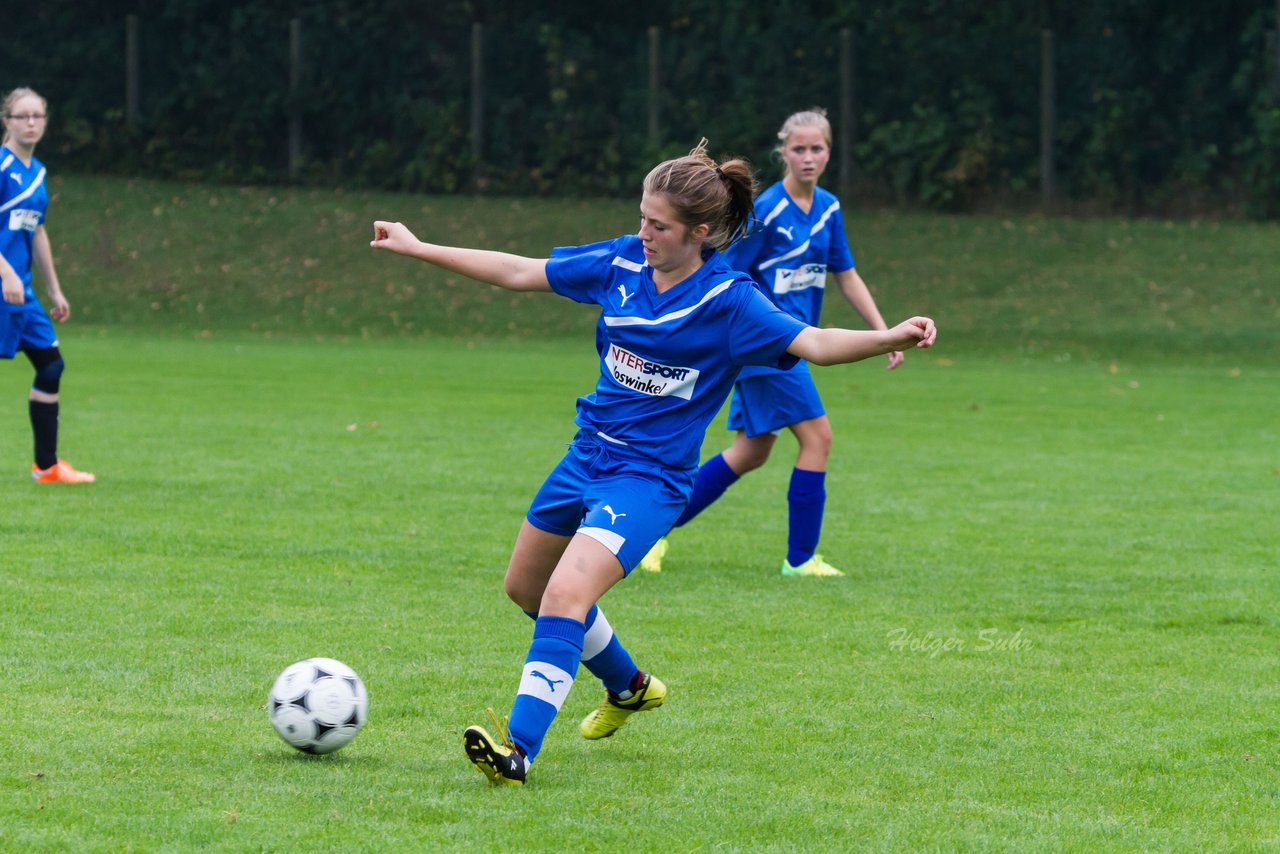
[
  {"left": 827, "top": 207, "right": 855, "bottom": 272},
  {"left": 722, "top": 220, "right": 768, "bottom": 283},
  {"left": 726, "top": 283, "right": 806, "bottom": 370},
  {"left": 546, "top": 236, "right": 627, "bottom": 305}
]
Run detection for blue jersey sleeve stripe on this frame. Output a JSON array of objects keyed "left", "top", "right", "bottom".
[
  {"left": 603, "top": 279, "right": 735, "bottom": 327},
  {"left": 0, "top": 167, "right": 45, "bottom": 214},
  {"left": 0, "top": 153, "right": 13, "bottom": 172}
]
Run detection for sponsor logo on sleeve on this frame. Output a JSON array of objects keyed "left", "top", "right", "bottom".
[
  {"left": 773, "top": 263, "right": 827, "bottom": 295},
  {"left": 605, "top": 344, "right": 699, "bottom": 399}
]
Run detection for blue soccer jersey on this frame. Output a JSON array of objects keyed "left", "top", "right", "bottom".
[
  {"left": 545, "top": 235, "right": 807, "bottom": 470},
  {"left": 724, "top": 182, "right": 854, "bottom": 381},
  {"left": 0, "top": 146, "right": 48, "bottom": 305}
]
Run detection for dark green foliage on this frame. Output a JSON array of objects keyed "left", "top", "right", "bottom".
[{"left": 2, "top": 1, "right": 1277, "bottom": 216}]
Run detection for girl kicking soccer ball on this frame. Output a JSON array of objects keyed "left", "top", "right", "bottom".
[{"left": 370, "top": 140, "right": 936, "bottom": 786}]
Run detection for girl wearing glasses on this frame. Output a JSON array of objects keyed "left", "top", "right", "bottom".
[{"left": 1, "top": 87, "right": 93, "bottom": 483}]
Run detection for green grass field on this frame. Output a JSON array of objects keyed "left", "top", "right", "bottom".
[{"left": 0, "top": 176, "right": 1277, "bottom": 850}]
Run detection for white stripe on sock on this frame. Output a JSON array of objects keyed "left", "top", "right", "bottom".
[
  {"left": 582, "top": 609, "right": 614, "bottom": 661},
  {"left": 518, "top": 661, "right": 575, "bottom": 711}
]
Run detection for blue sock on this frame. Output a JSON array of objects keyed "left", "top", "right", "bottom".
[
  {"left": 786, "top": 468, "right": 826, "bottom": 566},
  {"left": 525, "top": 606, "right": 637, "bottom": 696},
  {"left": 674, "top": 453, "right": 740, "bottom": 527},
  {"left": 580, "top": 604, "right": 639, "bottom": 695},
  {"left": 508, "top": 616, "right": 584, "bottom": 761}
]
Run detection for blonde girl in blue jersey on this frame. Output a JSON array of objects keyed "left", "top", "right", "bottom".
[
  {"left": 642, "top": 109, "right": 895, "bottom": 577},
  {"left": 371, "top": 141, "right": 935, "bottom": 786},
  {"left": 1, "top": 88, "right": 94, "bottom": 483}
]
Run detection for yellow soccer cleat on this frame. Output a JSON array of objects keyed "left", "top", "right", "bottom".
[
  {"left": 463, "top": 708, "right": 528, "bottom": 786},
  {"left": 32, "top": 459, "right": 95, "bottom": 484},
  {"left": 579, "top": 672, "right": 666, "bottom": 740},
  {"left": 637, "top": 537, "right": 668, "bottom": 573},
  {"left": 780, "top": 554, "right": 845, "bottom": 577}
]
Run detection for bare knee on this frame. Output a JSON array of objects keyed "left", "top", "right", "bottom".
[
  {"left": 724, "top": 433, "right": 775, "bottom": 474},
  {"left": 793, "top": 418, "right": 834, "bottom": 469},
  {"left": 503, "top": 520, "right": 568, "bottom": 612},
  {"left": 503, "top": 567, "right": 544, "bottom": 613},
  {"left": 538, "top": 576, "right": 593, "bottom": 621}
]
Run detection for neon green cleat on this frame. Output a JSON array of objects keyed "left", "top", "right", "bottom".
[
  {"left": 463, "top": 708, "right": 528, "bottom": 786},
  {"left": 579, "top": 672, "right": 666, "bottom": 740},
  {"left": 637, "top": 537, "right": 668, "bottom": 573},
  {"left": 780, "top": 554, "right": 845, "bottom": 577}
]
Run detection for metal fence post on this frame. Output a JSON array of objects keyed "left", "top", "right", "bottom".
[
  {"left": 289, "top": 18, "right": 303, "bottom": 181},
  {"left": 839, "top": 28, "right": 855, "bottom": 199},
  {"left": 471, "top": 22, "right": 484, "bottom": 186},
  {"left": 648, "top": 26, "right": 660, "bottom": 148},
  {"left": 125, "top": 14, "right": 140, "bottom": 131},
  {"left": 1041, "top": 28, "right": 1057, "bottom": 210},
  {"left": 1273, "top": 0, "right": 1280, "bottom": 104}
]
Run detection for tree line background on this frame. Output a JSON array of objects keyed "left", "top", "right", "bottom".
[{"left": 4, "top": 0, "right": 1279, "bottom": 218}]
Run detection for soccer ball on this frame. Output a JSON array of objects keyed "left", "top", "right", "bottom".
[{"left": 268, "top": 657, "right": 368, "bottom": 754}]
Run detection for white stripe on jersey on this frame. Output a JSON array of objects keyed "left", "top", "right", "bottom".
[
  {"left": 0, "top": 167, "right": 45, "bottom": 214},
  {"left": 757, "top": 240, "right": 811, "bottom": 271},
  {"left": 810, "top": 201, "right": 841, "bottom": 235},
  {"left": 760, "top": 198, "right": 790, "bottom": 227},
  {"left": 0, "top": 153, "right": 13, "bottom": 171},
  {"left": 756, "top": 201, "right": 841, "bottom": 270},
  {"left": 612, "top": 255, "right": 644, "bottom": 273},
  {"left": 596, "top": 430, "right": 629, "bottom": 445},
  {"left": 603, "top": 279, "right": 735, "bottom": 327}
]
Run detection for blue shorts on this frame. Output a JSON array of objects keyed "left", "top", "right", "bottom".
[
  {"left": 0, "top": 304, "right": 58, "bottom": 360},
  {"left": 526, "top": 430, "right": 694, "bottom": 575},
  {"left": 726, "top": 363, "right": 825, "bottom": 437}
]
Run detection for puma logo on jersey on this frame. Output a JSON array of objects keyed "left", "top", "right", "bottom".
[
  {"left": 616, "top": 284, "right": 635, "bottom": 308},
  {"left": 776, "top": 225, "right": 794, "bottom": 240},
  {"left": 7, "top": 173, "right": 21, "bottom": 185},
  {"left": 603, "top": 505, "right": 626, "bottom": 525}
]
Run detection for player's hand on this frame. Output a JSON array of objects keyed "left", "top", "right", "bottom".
[
  {"left": 885, "top": 350, "right": 904, "bottom": 371},
  {"left": 2, "top": 275, "right": 24, "bottom": 306},
  {"left": 370, "top": 221, "right": 421, "bottom": 256},
  {"left": 49, "top": 294, "right": 70, "bottom": 322},
  {"left": 887, "top": 317, "right": 936, "bottom": 351}
]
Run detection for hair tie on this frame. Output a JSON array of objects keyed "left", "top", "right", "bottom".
[{"left": 714, "top": 166, "right": 726, "bottom": 180}]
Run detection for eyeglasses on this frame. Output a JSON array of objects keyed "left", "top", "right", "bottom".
[{"left": 7, "top": 114, "right": 47, "bottom": 122}]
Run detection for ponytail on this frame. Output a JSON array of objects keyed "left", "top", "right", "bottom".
[{"left": 643, "top": 139, "right": 758, "bottom": 251}]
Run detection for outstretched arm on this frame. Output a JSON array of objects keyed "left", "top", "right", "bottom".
[
  {"left": 370, "top": 221, "right": 552, "bottom": 292},
  {"left": 833, "top": 268, "right": 901, "bottom": 370},
  {"left": 787, "top": 317, "right": 936, "bottom": 367}
]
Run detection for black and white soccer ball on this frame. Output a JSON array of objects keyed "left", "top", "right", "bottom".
[{"left": 268, "top": 657, "right": 368, "bottom": 754}]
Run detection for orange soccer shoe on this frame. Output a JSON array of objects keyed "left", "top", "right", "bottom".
[{"left": 32, "top": 459, "right": 96, "bottom": 484}]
